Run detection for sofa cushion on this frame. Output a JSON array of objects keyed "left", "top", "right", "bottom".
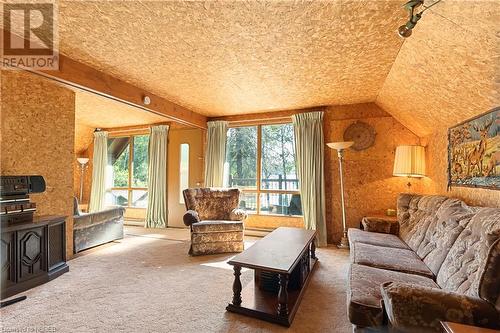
[
  {"left": 480, "top": 239, "right": 500, "bottom": 312},
  {"left": 417, "top": 198, "right": 475, "bottom": 275},
  {"left": 191, "top": 220, "right": 244, "bottom": 233},
  {"left": 399, "top": 195, "right": 448, "bottom": 252},
  {"left": 351, "top": 242, "right": 434, "bottom": 279},
  {"left": 348, "top": 264, "right": 438, "bottom": 327},
  {"left": 436, "top": 208, "right": 500, "bottom": 306},
  {"left": 348, "top": 228, "right": 409, "bottom": 249}
]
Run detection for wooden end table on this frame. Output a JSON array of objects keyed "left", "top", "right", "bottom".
[{"left": 226, "top": 227, "right": 317, "bottom": 327}]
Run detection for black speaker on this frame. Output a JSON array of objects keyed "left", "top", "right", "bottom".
[{"left": 28, "top": 175, "right": 46, "bottom": 193}]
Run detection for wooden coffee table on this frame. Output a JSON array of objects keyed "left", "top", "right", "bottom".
[
  {"left": 441, "top": 321, "right": 500, "bottom": 333},
  {"left": 226, "top": 227, "right": 317, "bottom": 327}
]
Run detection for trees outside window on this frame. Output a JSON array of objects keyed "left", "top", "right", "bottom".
[
  {"left": 225, "top": 124, "right": 302, "bottom": 216},
  {"left": 106, "top": 134, "right": 149, "bottom": 208}
]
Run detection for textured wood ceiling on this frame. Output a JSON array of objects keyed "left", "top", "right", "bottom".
[
  {"left": 58, "top": 0, "right": 404, "bottom": 117},
  {"left": 75, "top": 91, "right": 167, "bottom": 129},
  {"left": 74, "top": 91, "right": 167, "bottom": 154},
  {"left": 377, "top": 0, "right": 500, "bottom": 137},
  {"left": 59, "top": 0, "right": 499, "bottom": 136}
]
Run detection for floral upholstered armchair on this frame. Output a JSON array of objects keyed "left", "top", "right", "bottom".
[{"left": 182, "top": 188, "right": 247, "bottom": 256}]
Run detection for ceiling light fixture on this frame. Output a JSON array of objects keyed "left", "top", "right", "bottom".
[
  {"left": 397, "top": 0, "right": 441, "bottom": 38},
  {"left": 143, "top": 95, "right": 151, "bottom": 105}
]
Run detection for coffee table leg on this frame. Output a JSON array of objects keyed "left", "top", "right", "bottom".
[
  {"left": 277, "top": 274, "right": 289, "bottom": 317},
  {"left": 311, "top": 239, "right": 317, "bottom": 259},
  {"left": 232, "top": 265, "right": 242, "bottom": 306}
]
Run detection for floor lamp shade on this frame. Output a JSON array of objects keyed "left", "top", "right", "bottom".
[{"left": 393, "top": 145, "right": 426, "bottom": 177}]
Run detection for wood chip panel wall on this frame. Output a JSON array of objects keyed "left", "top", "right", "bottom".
[{"left": 1, "top": 70, "right": 76, "bottom": 258}]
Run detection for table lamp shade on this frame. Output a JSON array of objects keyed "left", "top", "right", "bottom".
[{"left": 393, "top": 145, "right": 426, "bottom": 177}]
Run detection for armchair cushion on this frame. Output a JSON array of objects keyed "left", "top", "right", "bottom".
[
  {"left": 191, "top": 220, "right": 244, "bottom": 233},
  {"left": 183, "top": 210, "right": 200, "bottom": 226},
  {"left": 361, "top": 216, "right": 399, "bottom": 234},
  {"left": 381, "top": 282, "right": 500, "bottom": 332},
  {"left": 230, "top": 208, "right": 247, "bottom": 221}
]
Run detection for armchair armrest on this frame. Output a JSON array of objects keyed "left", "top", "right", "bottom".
[
  {"left": 230, "top": 208, "right": 247, "bottom": 221},
  {"left": 361, "top": 216, "right": 399, "bottom": 234},
  {"left": 183, "top": 210, "right": 200, "bottom": 226},
  {"left": 381, "top": 282, "right": 500, "bottom": 332}
]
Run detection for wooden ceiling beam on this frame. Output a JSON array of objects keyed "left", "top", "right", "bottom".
[
  {"left": 209, "top": 106, "right": 327, "bottom": 125},
  {"left": 35, "top": 55, "right": 207, "bottom": 129},
  {"left": 1, "top": 29, "right": 207, "bottom": 129}
]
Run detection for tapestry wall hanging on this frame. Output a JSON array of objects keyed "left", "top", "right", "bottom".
[{"left": 448, "top": 107, "right": 499, "bottom": 190}]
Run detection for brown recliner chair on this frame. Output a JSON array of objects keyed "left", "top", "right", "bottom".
[{"left": 182, "top": 188, "right": 247, "bottom": 256}]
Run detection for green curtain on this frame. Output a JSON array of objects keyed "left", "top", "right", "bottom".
[
  {"left": 204, "top": 121, "right": 228, "bottom": 187},
  {"left": 292, "top": 112, "right": 327, "bottom": 247},
  {"left": 145, "top": 125, "right": 169, "bottom": 228},
  {"left": 89, "top": 131, "right": 108, "bottom": 213}
]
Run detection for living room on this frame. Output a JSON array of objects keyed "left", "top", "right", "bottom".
[{"left": 1, "top": 1, "right": 499, "bottom": 332}]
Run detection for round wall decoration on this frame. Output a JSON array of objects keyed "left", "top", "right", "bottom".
[{"left": 343, "top": 121, "right": 376, "bottom": 151}]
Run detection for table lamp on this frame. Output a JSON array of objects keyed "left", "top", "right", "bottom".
[
  {"left": 393, "top": 145, "right": 426, "bottom": 191},
  {"left": 327, "top": 141, "right": 354, "bottom": 249}
]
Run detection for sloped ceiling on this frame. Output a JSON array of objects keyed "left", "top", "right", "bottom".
[
  {"left": 376, "top": 0, "right": 500, "bottom": 137},
  {"left": 58, "top": 0, "right": 404, "bottom": 117},
  {"left": 74, "top": 91, "right": 168, "bottom": 155},
  {"left": 58, "top": 0, "right": 499, "bottom": 136}
]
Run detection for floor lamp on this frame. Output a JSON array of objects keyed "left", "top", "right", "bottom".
[
  {"left": 327, "top": 141, "right": 354, "bottom": 249},
  {"left": 77, "top": 157, "right": 90, "bottom": 203}
]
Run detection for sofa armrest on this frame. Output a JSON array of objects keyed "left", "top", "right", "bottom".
[
  {"left": 381, "top": 282, "right": 500, "bottom": 332},
  {"left": 361, "top": 216, "right": 399, "bottom": 234},
  {"left": 229, "top": 208, "right": 247, "bottom": 221},
  {"left": 183, "top": 210, "right": 200, "bottom": 226}
]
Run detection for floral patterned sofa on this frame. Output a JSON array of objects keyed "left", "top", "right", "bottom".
[
  {"left": 347, "top": 194, "right": 500, "bottom": 332},
  {"left": 183, "top": 188, "right": 247, "bottom": 256}
]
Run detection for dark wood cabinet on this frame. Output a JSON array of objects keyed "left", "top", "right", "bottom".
[
  {"left": 1, "top": 231, "right": 16, "bottom": 290},
  {"left": 1, "top": 216, "right": 69, "bottom": 299}
]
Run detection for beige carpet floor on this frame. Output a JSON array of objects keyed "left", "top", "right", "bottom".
[{"left": 1, "top": 227, "right": 352, "bottom": 333}]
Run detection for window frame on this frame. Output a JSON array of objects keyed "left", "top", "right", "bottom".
[
  {"left": 227, "top": 122, "right": 301, "bottom": 216},
  {"left": 108, "top": 132, "right": 149, "bottom": 209},
  {"left": 179, "top": 143, "right": 190, "bottom": 204}
]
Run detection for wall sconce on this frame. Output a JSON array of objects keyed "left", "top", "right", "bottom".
[
  {"left": 393, "top": 145, "right": 426, "bottom": 191},
  {"left": 397, "top": 0, "right": 442, "bottom": 38}
]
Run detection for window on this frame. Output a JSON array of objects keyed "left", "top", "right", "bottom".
[
  {"left": 179, "top": 143, "right": 189, "bottom": 204},
  {"left": 106, "top": 134, "right": 149, "bottom": 208},
  {"left": 225, "top": 123, "right": 302, "bottom": 216}
]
